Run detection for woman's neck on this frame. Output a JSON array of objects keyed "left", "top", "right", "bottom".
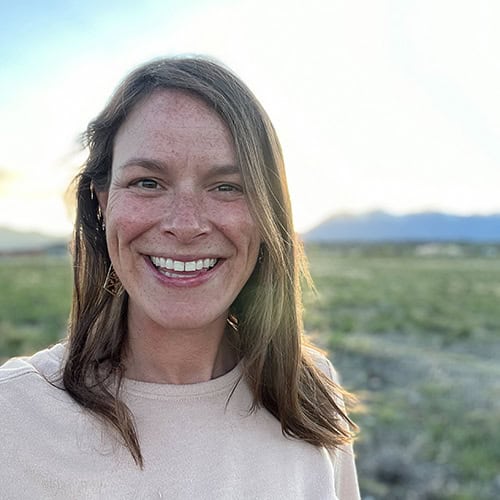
[{"left": 123, "top": 312, "right": 238, "bottom": 384}]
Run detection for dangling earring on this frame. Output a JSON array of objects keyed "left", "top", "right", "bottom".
[
  {"left": 258, "top": 245, "right": 265, "bottom": 264},
  {"left": 97, "top": 206, "right": 105, "bottom": 232},
  {"left": 103, "top": 264, "right": 124, "bottom": 297}
]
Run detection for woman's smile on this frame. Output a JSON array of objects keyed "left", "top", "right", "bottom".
[
  {"left": 149, "top": 255, "right": 219, "bottom": 273},
  {"left": 146, "top": 254, "right": 223, "bottom": 284}
]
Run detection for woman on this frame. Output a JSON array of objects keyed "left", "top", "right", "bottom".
[{"left": 0, "top": 57, "right": 359, "bottom": 499}]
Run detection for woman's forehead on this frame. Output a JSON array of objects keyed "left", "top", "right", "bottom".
[
  {"left": 112, "top": 90, "right": 236, "bottom": 168},
  {"left": 125, "top": 89, "right": 227, "bottom": 131}
]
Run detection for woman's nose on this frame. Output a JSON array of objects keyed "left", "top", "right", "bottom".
[{"left": 160, "top": 190, "right": 210, "bottom": 243}]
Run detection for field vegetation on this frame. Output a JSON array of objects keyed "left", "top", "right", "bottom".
[
  {"left": 0, "top": 255, "right": 72, "bottom": 360},
  {"left": 1, "top": 245, "right": 499, "bottom": 499},
  {"left": 305, "top": 244, "right": 500, "bottom": 499}
]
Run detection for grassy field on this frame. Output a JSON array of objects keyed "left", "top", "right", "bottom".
[
  {"left": 1, "top": 246, "right": 499, "bottom": 499},
  {"left": 0, "top": 255, "right": 72, "bottom": 360},
  {"left": 304, "top": 244, "right": 500, "bottom": 499}
]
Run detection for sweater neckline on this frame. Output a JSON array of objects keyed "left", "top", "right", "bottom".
[
  {"left": 35, "top": 343, "right": 245, "bottom": 400},
  {"left": 121, "top": 360, "right": 244, "bottom": 399}
]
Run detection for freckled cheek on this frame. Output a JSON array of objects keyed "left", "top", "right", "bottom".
[
  {"left": 106, "top": 197, "right": 158, "bottom": 241},
  {"left": 213, "top": 211, "right": 261, "bottom": 253}
]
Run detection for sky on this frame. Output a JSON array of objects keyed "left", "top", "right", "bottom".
[{"left": 1, "top": 0, "right": 499, "bottom": 236}]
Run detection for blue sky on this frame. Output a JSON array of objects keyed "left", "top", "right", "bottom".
[
  {"left": 1, "top": 0, "right": 500, "bottom": 235},
  {"left": 0, "top": 1, "right": 203, "bottom": 95}
]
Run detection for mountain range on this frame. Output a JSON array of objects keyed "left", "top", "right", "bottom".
[
  {"left": 1, "top": 211, "right": 500, "bottom": 251},
  {"left": 0, "top": 227, "right": 68, "bottom": 252},
  {"left": 303, "top": 211, "right": 500, "bottom": 243}
]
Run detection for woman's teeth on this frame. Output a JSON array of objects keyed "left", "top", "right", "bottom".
[{"left": 149, "top": 256, "right": 218, "bottom": 272}]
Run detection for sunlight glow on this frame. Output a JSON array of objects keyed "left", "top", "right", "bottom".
[{"left": 1, "top": 0, "right": 499, "bottom": 236}]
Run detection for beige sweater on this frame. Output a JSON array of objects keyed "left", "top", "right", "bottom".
[{"left": 0, "top": 344, "right": 360, "bottom": 499}]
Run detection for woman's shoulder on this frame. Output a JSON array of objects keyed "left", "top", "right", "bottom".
[
  {"left": 0, "top": 343, "right": 66, "bottom": 397},
  {"left": 304, "top": 345, "right": 340, "bottom": 384},
  {"left": 0, "top": 343, "right": 70, "bottom": 441}
]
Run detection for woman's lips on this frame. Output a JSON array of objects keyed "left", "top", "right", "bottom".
[{"left": 147, "top": 255, "right": 223, "bottom": 281}]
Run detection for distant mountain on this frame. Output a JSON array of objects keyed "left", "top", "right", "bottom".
[
  {"left": 303, "top": 211, "right": 500, "bottom": 243},
  {"left": 0, "top": 227, "right": 68, "bottom": 252}
]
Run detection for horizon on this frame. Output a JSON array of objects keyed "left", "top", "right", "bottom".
[
  {"left": 2, "top": 1, "right": 500, "bottom": 235},
  {"left": 2, "top": 208, "right": 500, "bottom": 239}
]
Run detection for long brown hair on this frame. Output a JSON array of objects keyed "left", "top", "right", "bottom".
[{"left": 64, "top": 56, "right": 357, "bottom": 467}]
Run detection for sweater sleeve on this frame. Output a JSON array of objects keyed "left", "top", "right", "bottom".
[
  {"left": 311, "top": 352, "right": 361, "bottom": 500},
  {"left": 331, "top": 443, "right": 361, "bottom": 500}
]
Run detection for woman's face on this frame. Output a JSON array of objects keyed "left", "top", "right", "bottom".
[{"left": 97, "top": 90, "right": 261, "bottom": 333}]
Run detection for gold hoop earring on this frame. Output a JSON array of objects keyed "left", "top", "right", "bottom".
[{"left": 103, "top": 264, "right": 124, "bottom": 297}]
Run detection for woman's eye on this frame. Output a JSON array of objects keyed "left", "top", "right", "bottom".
[
  {"left": 214, "top": 184, "right": 241, "bottom": 193},
  {"left": 135, "top": 179, "right": 160, "bottom": 189}
]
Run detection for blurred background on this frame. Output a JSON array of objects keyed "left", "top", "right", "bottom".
[{"left": 1, "top": 1, "right": 499, "bottom": 498}]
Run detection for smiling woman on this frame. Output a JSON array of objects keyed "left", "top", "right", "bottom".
[
  {"left": 98, "top": 90, "right": 261, "bottom": 349},
  {"left": 0, "top": 56, "right": 360, "bottom": 499}
]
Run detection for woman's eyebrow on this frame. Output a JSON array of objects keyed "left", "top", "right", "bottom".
[
  {"left": 117, "top": 159, "right": 241, "bottom": 176},
  {"left": 205, "top": 165, "right": 241, "bottom": 177},
  {"left": 116, "top": 158, "right": 166, "bottom": 172}
]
